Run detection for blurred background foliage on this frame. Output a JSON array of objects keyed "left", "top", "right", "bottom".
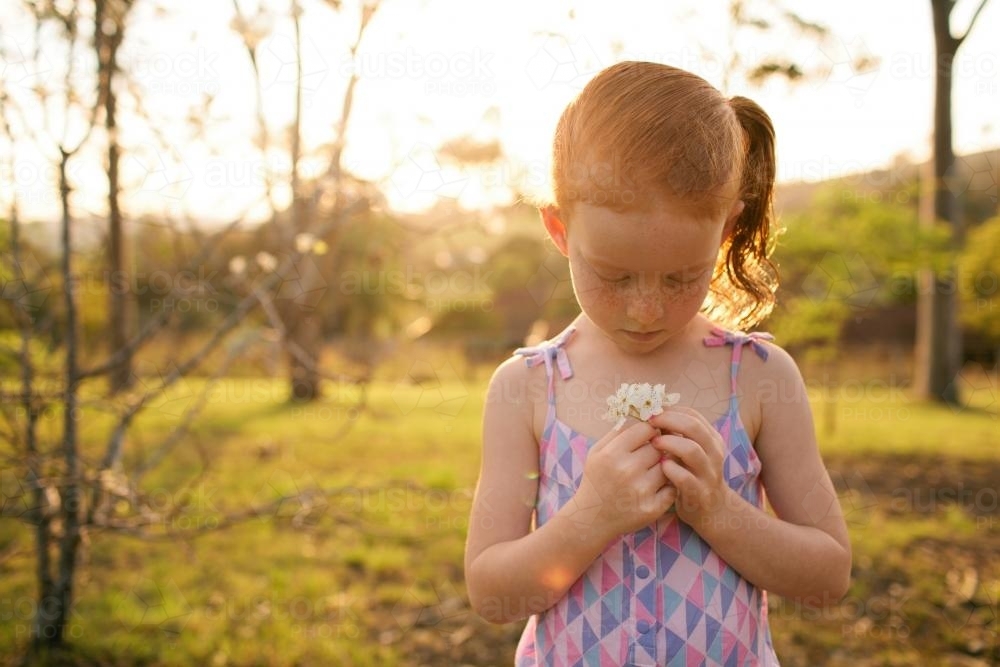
[{"left": 7, "top": 155, "right": 998, "bottom": 374}]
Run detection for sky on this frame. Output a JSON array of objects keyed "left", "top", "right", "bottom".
[{"left": 0, "top": 0, "right": 998, "bottom": 224}]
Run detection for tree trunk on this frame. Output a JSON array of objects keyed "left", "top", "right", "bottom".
[
  {"left": 6, "top": 166, "right": 58, "bottom": 650},
  {"left": 100, "top": 2, "right": 133, "bottom": 395},
  {"left": 288, "top": 315, "right": 321, "bottom": 402},
  {"left": 32, "top": 152, "right": 84, "bottom": 650},
  {"left": 284, "top": 0, "right": 322, "bottom": 402},
  {"left": 915, "top": 0, "right": 970, "bottom": 403}
]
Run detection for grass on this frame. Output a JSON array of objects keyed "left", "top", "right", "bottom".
[{"left": 0, "top": 356, "right": 998, "bottom": 666}]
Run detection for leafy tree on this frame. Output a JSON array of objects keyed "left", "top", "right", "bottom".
[
  {"left": 769, "top": 185, "right": 950, "bottom": 353},
  {"left": 960, "top": 216, "right": 1000, "bottom": 344}
]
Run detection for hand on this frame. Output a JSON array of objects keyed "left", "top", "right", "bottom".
[
  {"left": 648, "top": 407, "right": 733, "bottom": 526},
  {"left": 564, "top": 421, "right": 677, "bottom": 541}
]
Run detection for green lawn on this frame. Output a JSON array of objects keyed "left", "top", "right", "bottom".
[{"left": 0, "top": 363, "right": 997, "bottom": 666}]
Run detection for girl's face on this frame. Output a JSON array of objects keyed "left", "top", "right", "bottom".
[{"left": 542, "top": 195, "right": 742, "bottom": 355}]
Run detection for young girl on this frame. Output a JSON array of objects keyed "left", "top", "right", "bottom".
[{"left": 464, "top": 61, "right": 851, "bottom": 666}]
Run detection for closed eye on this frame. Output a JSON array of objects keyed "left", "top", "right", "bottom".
[
  {"left": 664, "top": 269, "right": 709, "bottom": 285},
  {"left": 597, "top": 272, "right": 630, "bottom": 284}
]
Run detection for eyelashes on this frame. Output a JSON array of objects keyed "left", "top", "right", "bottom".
[{"left": 595, "top": 270, "right": 708, "bottom": 289}]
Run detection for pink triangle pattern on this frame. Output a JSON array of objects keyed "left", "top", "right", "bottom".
[{"left": 514, "top": 327, "right": 781, "bottom": 666}]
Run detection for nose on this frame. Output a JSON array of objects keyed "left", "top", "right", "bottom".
[{"left": 626, "top": 290, "right": 664, "bottom": 327}]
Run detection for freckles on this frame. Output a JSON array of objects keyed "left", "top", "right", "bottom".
[
  {"left": 573, "top": 279, "right": 605, "bottom": 300},
  {"left": 590, "top": 289, "right": 621, "bottom": 308}
]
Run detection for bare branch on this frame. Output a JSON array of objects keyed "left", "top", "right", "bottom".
[
  {"left": 78, "top": 214, "right": 247, "bottom": 380},
  {"left": 955, "top": 0, "right": 990, "bottom": 44},
  {"left": 230, "top": 0, "right": 279, "bottom": 217},
  {"left": 132, "top": 332, "right": 257, "bottom": 477},
  {"left": 97, "top": 195, "right": 367, "bottom": 471},
  {"left": 89, "top": 481, "right": 444, "bottom": 542},
  {"left": 321, "top": 0, "right": 380, "bottom": 191}
]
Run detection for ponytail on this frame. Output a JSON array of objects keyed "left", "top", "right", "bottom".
[{"left": 704, "top": 96, "right": 779, "bottom": 330}]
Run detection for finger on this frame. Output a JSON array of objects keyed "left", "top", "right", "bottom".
[
  {"left": 649, "top": 409, "right": 724, "bottom": 462},
  {"left": 654, "top": 483, "right": 677, "bottom": 514},
  {"left": 661, "top": 458, "right": 696, "bottom": 492},
  {"left": 639, "top": 462, "right": 668, "bottom": 489},
  {"left": 605, "top": 421, "right": 659, "bottom": 453},
  {"left": 652, "top": 433, "right": 710, "bottom": 478},
  {"left": 633, "top": 442, "right": 664, "bottom": 470},
  {"left": 648, "top": 406, "right": 711, "bottom": 439}
]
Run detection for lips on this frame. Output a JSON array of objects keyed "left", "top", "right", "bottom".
[{"left": 622, "top": 330, "right": 662, "bottom": 343}]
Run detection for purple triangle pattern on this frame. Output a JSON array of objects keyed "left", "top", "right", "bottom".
[{"left": 514, "top": 327, "right": 781, "bottom": 666}]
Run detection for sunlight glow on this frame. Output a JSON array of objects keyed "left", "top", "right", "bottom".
[{"left": 0, "top": 0, "right": 997, "bottom": 225}]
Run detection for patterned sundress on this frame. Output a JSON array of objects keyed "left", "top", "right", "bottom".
[{"left": 511, "top": 325, "right": 780, "bottom": 667}]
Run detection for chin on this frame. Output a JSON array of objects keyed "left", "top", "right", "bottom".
[{"left": 616, "top": 331, "right": 669, "bottom": 354}]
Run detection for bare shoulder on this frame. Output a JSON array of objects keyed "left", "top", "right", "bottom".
[
  {"left": 739, "top": 337, "right": 806, "bottom": 396},
  {"left": 734, "top": 337, "right": 810, "bottom": 442},
  {"left": 484, "top": 354, "right": 546, "bottom": 443}
]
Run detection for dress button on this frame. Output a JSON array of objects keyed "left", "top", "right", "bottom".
[
  {"left": 637, "top": 620, "right": 651, "bottom": 634},
  {"left": 636, "top": 565, "right": 650, "bottom": 579}
]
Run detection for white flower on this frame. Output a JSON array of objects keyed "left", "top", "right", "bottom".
[
  {"left": 605, "top": 401, "right": 628, "bottom": 431},
  {"left": 637, "top": 384, "right": 664, "bottom": 420},
  {"left": 653, "top": 383, "right": 680, "bottom": 409},
  {"left": 605, "top": 383, "right": 632, "bottom": 430},
  {"left": 605, "top": 381, "right": 680, "bottom": 430}
]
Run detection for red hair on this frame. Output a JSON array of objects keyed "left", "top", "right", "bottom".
[{"left": 550, "top": 61, "right": 778, "bottom": 330}]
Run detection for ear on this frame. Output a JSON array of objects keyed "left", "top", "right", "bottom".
[
  {"left": 540, "top": 206, "right": 570, "bottom": 257},
  {"left": 722, "top": 199, "right": 745, "bottom": 241}
]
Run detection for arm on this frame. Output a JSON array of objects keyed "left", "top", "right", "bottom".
[
  {"left": 464, "top": 358, "right": 675, "bottom": 623},
  {"left": 650, "top": 344, "right": 851, "bottom": 606}
]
